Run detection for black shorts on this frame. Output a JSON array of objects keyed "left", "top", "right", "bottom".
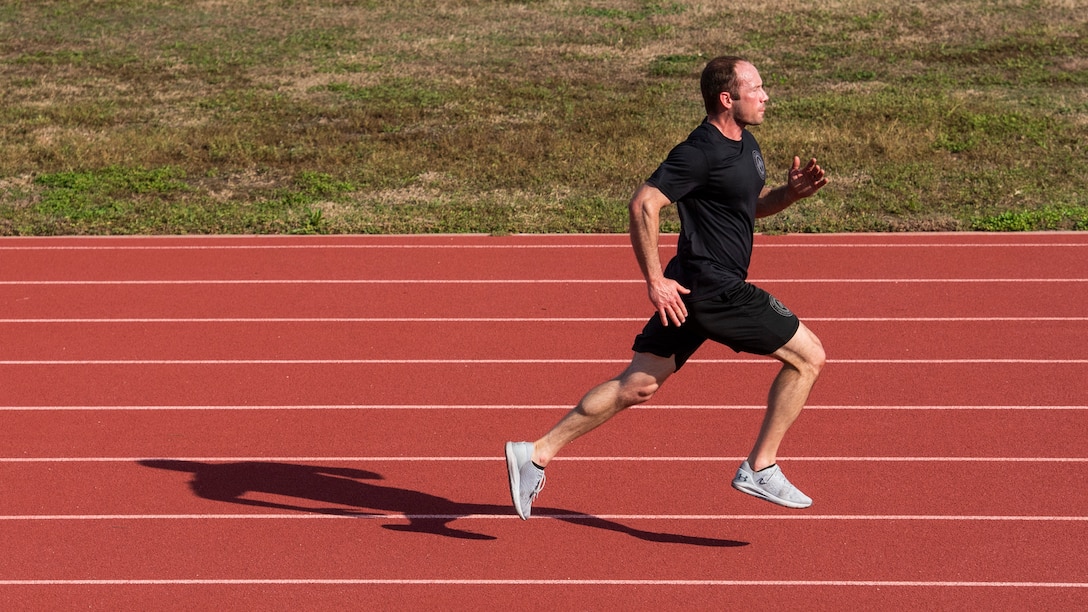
[{"left": 631, "top": 282, "right": 800, "bottom": 369}]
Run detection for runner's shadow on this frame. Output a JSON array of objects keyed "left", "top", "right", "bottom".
[{"left": 138, "top": 460, "right": 746, "bottom": 547}]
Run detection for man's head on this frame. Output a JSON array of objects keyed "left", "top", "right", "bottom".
[{"left": 700, "top": 56, "right": 767, "bottom": 126}]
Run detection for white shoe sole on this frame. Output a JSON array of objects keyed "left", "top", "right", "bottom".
[{"left": 504, "top": 442, "right": 529, "bottom": 519}]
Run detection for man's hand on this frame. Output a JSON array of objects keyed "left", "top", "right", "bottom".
[
  {"left": 786, "top": 156, "right": 828, "bottom": 200},
  {"left": 648, "top": 277, "right": 691, "bottom": 326},
  {"left": 755, "top": 156, "right": 828, "bottom": 218}
]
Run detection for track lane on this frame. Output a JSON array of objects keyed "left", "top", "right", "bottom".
[
  {"left": 1, "top": 517, "right": 1085, "bottom": 586},
  {"left": 0, "top": 361, "right": 1082, "bottom": 406},
  {"left": 3, "top": 281, "right": 1085, "bottom": 320},
  {"left": 0, "top": 319, "right": 1084, "bottom": 361},
  {"left": 2, "top": 407, "right": 1086, "bottom": 462},
  {"left": 2, "top": 234, "right": 1086, "bottom": 282},
  {"left": 1, "top": 459, "right": 1086, "bottom": 518},
  {"left": 3, "top": 584, "right": 1085, "bottom": 612}
]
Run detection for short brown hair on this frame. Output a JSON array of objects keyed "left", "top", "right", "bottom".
[{"left": 700, "top": 56, "right": 746, "bottom": 114}]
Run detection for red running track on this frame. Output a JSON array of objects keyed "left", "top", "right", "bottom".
[{"left": 1, "top": 232, "right": 1087, "bottom": 610}]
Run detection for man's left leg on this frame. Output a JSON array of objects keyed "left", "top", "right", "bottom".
[
  {"left": 505, "top": 351, "right": 678, "bottom": 520},
  {"left": 732, "top": 321, "right": 825, "bottom": 508},
  {"left": 749, "top": 321, "right": 825, "bottom": 469}
]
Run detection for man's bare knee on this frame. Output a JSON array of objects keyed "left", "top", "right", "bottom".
[
  {"left": 803, "top": 338, "right": 826, "bottom": 378},
  {"left": 776, "top": 324, "right": 826, "bottom": 380},
  {"left": 617, "top": 375, "right": 661, "bottom": 406},
  {"left": 615, "top": 352, "right": 675, "bottom": 408}
]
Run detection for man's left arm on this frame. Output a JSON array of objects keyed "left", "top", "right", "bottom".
[{"left": 756, "top": 156, "right": 828, "bottom": 218}]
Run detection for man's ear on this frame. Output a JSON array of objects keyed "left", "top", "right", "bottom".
[{"left": 719, "top": 91, "right": 732, "bottom": 109}]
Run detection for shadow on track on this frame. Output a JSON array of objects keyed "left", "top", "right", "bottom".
[{"left": 139, "top": 460, "right": 747, "bottom": 547}]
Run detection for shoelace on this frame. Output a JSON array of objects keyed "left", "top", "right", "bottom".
[{"left": 528, "top": 472, "right": 546, "bottom": 501}]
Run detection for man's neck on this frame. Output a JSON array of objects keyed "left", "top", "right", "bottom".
[{"left": 706, "top": 113, "right": 743, "bottom": 141}]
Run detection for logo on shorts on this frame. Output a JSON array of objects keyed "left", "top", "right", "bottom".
[
  {"left": 752, "top": 150, "right": 766, "bottom": 180},
  {"left": 769, "top": 295, "right": 793, "bottom": 317}
]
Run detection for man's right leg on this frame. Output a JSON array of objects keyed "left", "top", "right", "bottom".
[
  {"left": 505, "top": 351, "right": 675, "bottom": 519},
  {"left": 533, "top": 351, "right": 676, "bottom": 466},
  {"left": 731, "top": 321, "right": 825, "bottom": 509}
]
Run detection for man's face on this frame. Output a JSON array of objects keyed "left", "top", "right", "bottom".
[{"left": 730, "top": 62, "right": 768, "bottom": 127}]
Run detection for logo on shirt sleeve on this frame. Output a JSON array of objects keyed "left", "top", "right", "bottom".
[{"left": 752, "top": 150, "right": 766, "bottom": 180}]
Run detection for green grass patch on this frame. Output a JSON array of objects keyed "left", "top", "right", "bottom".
[
  {"left": 972, "top": 205, "right": 1088, "bottom": 231},
  {"left": 0, "top": 0, "right": 1084, "bottom": 234}
]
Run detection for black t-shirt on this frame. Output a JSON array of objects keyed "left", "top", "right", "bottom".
[{"left": 646, "top": 121, "right": 767, "bottom": 301}]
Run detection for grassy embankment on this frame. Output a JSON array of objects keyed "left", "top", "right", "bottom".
[{"left": 1, "top": 0, "right": 1085, "bottom": 235}]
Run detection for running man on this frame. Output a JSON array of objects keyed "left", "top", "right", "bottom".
[{"left": 505, "top": 56, "right": 828, "bottom": 519}]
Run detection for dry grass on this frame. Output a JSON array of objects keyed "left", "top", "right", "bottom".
[{"left": 0, "top": 0, "right": 1085, "bottom": 234}]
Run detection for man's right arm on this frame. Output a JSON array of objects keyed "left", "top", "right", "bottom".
[{"left": 628, "top": 183, "right": 690, "bottom": 326}]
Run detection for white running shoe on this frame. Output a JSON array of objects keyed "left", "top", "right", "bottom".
[
  {"left": 505, "top": 441, "right": 545, "bottom": 520},
  {"left": 731, "top": 461, "right": 812, "bottom": 509}
]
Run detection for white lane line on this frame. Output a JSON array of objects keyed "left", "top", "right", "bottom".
[
  {"left": 1, "top": 241, "right": 1086, "bottom": 250},
  {"left": 0, "top": 358, "right": 1083, "bottom": 364},
  {"left": 0, "top": 404, "right": 1082, "bottom": 411},
  {"left": 2, "top": 456, "right": 1085, "bottom": 463},
  {"left": 9, "top": 318, "right": 652, "bottom": 323},
  {"left": 0, "top": 317, "right": 1084, "bottom": 323},
  {"left": 0, "top": 579, "right": 1085, "bottom": 587},
  {"left": 1, "top": 278, "right": 1086, "bottom": 285},
  {"left": 0, "top": 513, "right": 1085, "bottom": 522}
]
